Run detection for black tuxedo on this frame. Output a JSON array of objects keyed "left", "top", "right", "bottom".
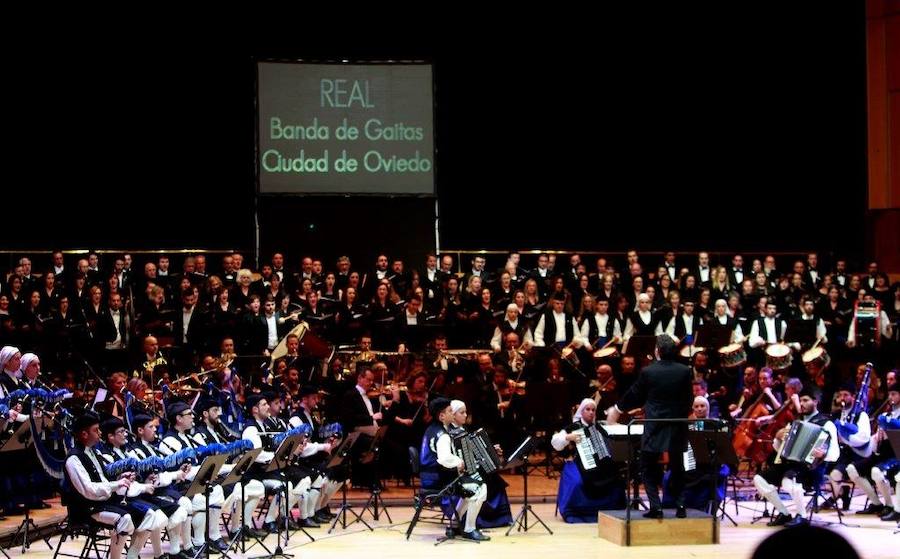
[
  {"left": 727, "top": 267, "right": 746, "bottom": 289},
  {"left": 618, "top": 357, "right": 693, "bottom": 510},
  {"left": 173, "top": 305, "right": 208, "bottom": 350},
  {"left": 339, "top": 386, "right": 376, "bottom": 433},
  {"left": 693, "top": 266, "right": 713, "bottom": 288},
  {"left": 240, "top": 313, "right": 269, "bottom": 355}
]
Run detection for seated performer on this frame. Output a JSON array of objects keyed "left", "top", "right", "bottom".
[
  {"left": 662, "top": 396, "right": 729, "bottom": 511},
  {"left": 157, "top": 401, "right": 230, "bottom": 551},
  {"left": 64, "top": 412, "right": 168, "bottom": 559},
  {"left": 98, "top": 417, "right": 190, "bottom": 559},
  {"left": 551, "top": 398, "right": 625, "bottom": 522},
  {"left": 241, "top": 394, "right": 312, "bottom": 533},
  {"left": 419, "top": 398, "right": 491, "bottom": 541},
  {"left": 753, "top": 388, "right": 840, "bottom": 527},
  {"left": 827, "top": 382, "right": 873, "bottom": 511},
  {"left": 192, "top": 396, "right": 268, "bottom": 539},
  {"left": 845, "top": 382, "right": 900, "bottom": 520}
]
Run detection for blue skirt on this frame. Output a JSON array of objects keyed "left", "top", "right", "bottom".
[
  {"left": 662, "top": 464, "right": 729, "bottom": 510},
  {"left": 556, "top": 461, "right": 626, "bottom": 523},
  {"left": 441, "top": 474, "right": 513, "bottom": 528}
]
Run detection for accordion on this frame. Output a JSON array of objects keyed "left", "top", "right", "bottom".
[
  {"left": 575, "top": 424, "right": 612, "bottom": 470},
  {"left": 780, "top": 421, "right": 830, "bottom": 467},
  {"left": 451, "top": 428, "right": 503, "bottom": 478}
]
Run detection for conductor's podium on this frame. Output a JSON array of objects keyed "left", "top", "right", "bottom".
[{"left": 598, "top": 509, "right": 718, "bottom": 546}]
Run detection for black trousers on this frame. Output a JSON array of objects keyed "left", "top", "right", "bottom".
[{"left": 642, "top": 445, "right": 686, "bottom": 510}]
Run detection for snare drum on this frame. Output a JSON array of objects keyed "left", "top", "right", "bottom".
[
  {"left": 718, "top": 343, "right": 747, "bottom": 368},
  {"left": 560, "top": 346, "right": 581, "bottom": 368},
  {"left": 765, "top": 343, "right": 793, "bottom": 370},
  {"left": 802, "top": 346, "right": 830, "bottom": 369},
  {"left": 593, "top": 346, "right": 619, "bottom": 360}
]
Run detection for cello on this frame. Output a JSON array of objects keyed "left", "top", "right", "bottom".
[
  {"left": 749, "top": 393, "right": 800, "bottom": 464},
  {"left": 731, "top": 389, "right": 774, "bottom": 459}
]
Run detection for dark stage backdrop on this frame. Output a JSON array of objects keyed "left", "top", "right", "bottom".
[{"left": 1, "top": 4, "right": 867, "bottom": 264}]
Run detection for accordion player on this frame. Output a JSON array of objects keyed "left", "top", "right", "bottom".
[
  {"left": 551, "top": 399, "right": 626, "bottom": 522},
  {"left": 752, "top": 387, "right": 839, "bottom": 528}
]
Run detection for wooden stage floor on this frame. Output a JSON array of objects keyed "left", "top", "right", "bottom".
[{"left": 1, "top": 473, "right": 896, "bottom": 559}]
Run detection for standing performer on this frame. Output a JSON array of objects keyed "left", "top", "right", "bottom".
[{"left": 606, "top": 335, "right": 693, "bottom": 518}]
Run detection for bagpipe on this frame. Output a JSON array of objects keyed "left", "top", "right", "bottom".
[
  {"left": 318, "top": 422, "right": 343, "bottom": 441},
  {"left": 0, "top": 388, "right": 77, "bottom": 481},
  {"left": 273, "top": 424, "right": 312, "bottom": 447},
  {"left": 103, "top": 439, "right": 254, "bottom": 480},
  {"left": 1, "top": 387, "right": 72, "bottom": 413}
]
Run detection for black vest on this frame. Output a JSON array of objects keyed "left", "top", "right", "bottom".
[
  {"left": 541, "top": 310, "right": 575, "bottom": 346},
  {"left": 419, "top": 423, "right": 456, "bottom": 490},
  {"left": 756, "top": 317, "right": 783, "bottom": 342},
  {"left": 499, "top": 319, "right": 528, "bottom": 340},
  {"left": 630, "top": 311, "right": 658, "bottom": 336},
  {"left": 674, "top": 314, "right": 701, "bottom": 339},
  {"left": 63, "top": 447, "right": 111, "bottom": 516},
  {"left": 586, "top": 313, "right": 615, "bottom": 345}
]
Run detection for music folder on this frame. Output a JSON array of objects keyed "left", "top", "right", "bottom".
[
  {"left": 265, "top": 433, "right": 305, "bottom": 473},
  {"left": 0, "top": 421, "right": 33, "bottom": 452},
  {"left": 218, "top": 448, "right": 262, "bottom": 486},
  {"left": 184, "top": 454, "right": 227, "bottom": 499}
]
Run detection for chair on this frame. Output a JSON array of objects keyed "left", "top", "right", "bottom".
[{"left": 52, "top": 518, "right": 115, "bottom": 559}]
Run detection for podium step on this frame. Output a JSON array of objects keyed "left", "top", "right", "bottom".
[{"left": 597, "top": 509, "right": 718, "bottom": 546}]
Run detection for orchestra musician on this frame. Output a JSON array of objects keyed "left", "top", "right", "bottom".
[
  {"left": 64, "top": 412, "right": 168, "bottom": 559},
  {"left": 752, "top": 388, "right": 840, "bottom": 527},
  {"left": 843, "top": 379, "right": 900, "bottom": 520},
  {"left": 550, "top": 399, "right": 625, "bottom": 522},
  {"left": 419, "top": 398, "right": 490, "bottom": 541}
]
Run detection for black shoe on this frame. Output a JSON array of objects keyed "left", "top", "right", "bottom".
[
  {"left": 676, "top": 506, "right": 687, "bottom": 518},
  {"left": 643, "top": 509, "right": 664, "bottom": 519},
  {"left": 460, "top": 529, "right": 490, "bottom": 541},
  {"left": 857, "top": 503, "right": 884, "bottom": 515},
  {"left": 784, "top": 515, "right": 809, "bottom": 528},
  {"left": 819, "top": 497, "right": 836, "bottom": 510},
  {"left": 212, "top": 539, "right": 230, "bottom": 552},
  {"left": 262, "top": 521, "right": 279, "bottom": 533},
  {"left": 298, "top": 518, "right": 321, "bottom": 528},
  {"left": 177, "top": 550, "right": 195, "bottom": 559},
  {"left": 766, "top": 513, "right": 792, "bottom": 527},
  {"left": 316, "top": 507, "right": 336, "bottom": 519},
  {"left": 880, "top": 509, "right": 900, "bottom": 522},
  {"left": 313, "top": 512, "right": 331, "bottom": 523}
]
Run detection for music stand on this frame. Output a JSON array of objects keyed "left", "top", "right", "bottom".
[
  {"left": 503, "top": 436, "right": 552, "bottom": 536},
  {"left": 606, "top": 434, "right": 644, "bottom": 510},
  {"left": 185, "top": 454, "right": 228, "bottom": 559},
  {"left": 0, "top": 421, "right": 32, "bottom": 452},
  {"left": 258, "top": 433, "right": 305, "bottom": 558},
  {"left": 326, "top": 432, "right": 374, "bottom": 533},
  {"left": 686, "top": 429, "right": 737, "bottom": 527},
  {"left": 2, "top": 421, "right": 51, "bottom": 555},
  {"left": 220, "top": 448, "right": 267, "bottom": 556},
  {"left": 360, "top": 426, "right": 391, "bottom": 523}
]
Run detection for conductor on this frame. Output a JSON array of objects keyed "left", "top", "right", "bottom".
[{"left": 606, "top": 334, "right": 693, "bottom": 518}]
